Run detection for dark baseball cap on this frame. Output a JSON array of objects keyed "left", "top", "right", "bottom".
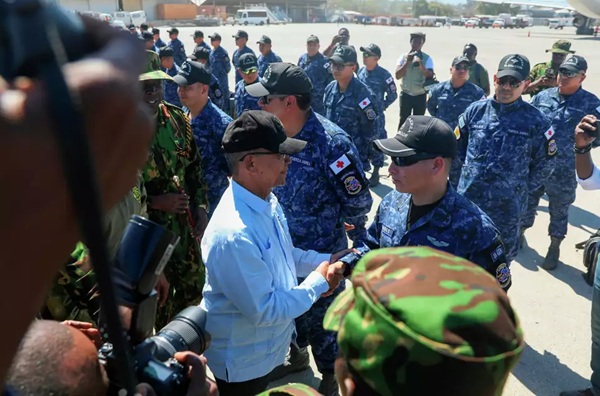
[
  {"left": 497, "top": 54, "right": 530, "bottom": 81},
  {"left": 128, "top": 24, "right": 136, "bottom": 30},
  {"left": 233, "top": 30, "right": 249, "bottom": 39},
  {"left": 190, "top": 46, "right": 211, "bottom": 61},
  {"left": 307, "top": 34, "right": 319, "bottom": 43},
  {"left": 192, "top": 30, "right": 204, "bottom": 38},
  {"left": 560, "top": 55, "right": 587, "bottom": 73},
  {"left": 209, "top": 32, "right": 222, "bottom": 41},
  {"left": 410, "top": 32, "right": 426, "bottom": 41},
  {"left": 246, "top": 62, "right": 313, "bottom": 97},
  {"left": 222, "top": 110, "right": 307, "bottom": 154},
  {"left": 374, "top": 115, "right": 456, "bottom": 158},
  {"left": 360, "top": 43, "right": 381, "bottom": 58},
  {"left": 152, "top": 28, "right": 160, "bottom": 34},
  {"left": 141, "top": 32, "right": 153, "bottom": 41},
  {"left": 238, "top": 53, "right": 258, "bottom": 73},
  {"left": 167, "top": 27, "right": 179, "bottom": 34},
  {"left": 464, "top": 43, "right": 477, "bottom": 52},
  {"left": 257, "top": 35, "right": 272, "bottom": 44},
  {"left": 329, "top": 45, "right": 357, "bottom": 64},
  {"left": 338, "top": 27, "right": 350, "bottom": 36},
  {"left": 173, "top": 61, "right": 212, "bottom": 86},
  {"left": 158, "top": 46, "right": 174, "bottom": 58},
  {"left": 452, "top": 55, "right": 470, "bottom": 66}
]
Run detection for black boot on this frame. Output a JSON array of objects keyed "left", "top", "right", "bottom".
[
  {"left": 542, "top": 237, "right": 562, "bottom": 270},
  {"left": 318, "top": 373, "right": 340, "bottom": 396},
  {"left": 268, "top": 345, "right": 310, "bottom": 381},
  {"left": 369, "top": 167, "right": 380, "bottom": 187}
]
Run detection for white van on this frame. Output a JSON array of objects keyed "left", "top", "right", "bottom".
[
  {"left": 130, "top": 10, "right": 147, "bottom": 27},
  {"left": 99, "top": 13, "right": 114, "bottom": 23},
  {"left": 112, "top": 11, "right": 132, "bottom": 25},
  {"left": 235, "top": 9, "right": 268, "bottom": 26}
]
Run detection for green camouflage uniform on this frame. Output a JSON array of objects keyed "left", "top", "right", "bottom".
[
  {"left": 528, "top": 40, "right": 575, "bottom": 97},
  {"left": 141, "top": 52, "right": 209, "bottom": 327},
  {"left": 258, "top": 383, "right": 322, "bottom": 396}
]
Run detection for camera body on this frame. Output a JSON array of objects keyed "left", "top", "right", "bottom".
[
  {"left": 587, "top": 120, "right": 600, "bottom": 139},
  {"left": 544, "top": 68, "right": 557, "bottom": 79}
]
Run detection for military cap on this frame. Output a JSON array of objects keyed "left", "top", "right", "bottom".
[
  {"left": 128, "top": 24, "right": 136, "bottom": 30},
  {"left": 167, "top": 27, "right": 179, "bottom": 34},
  {"left": 238, "top": 53, "right": 258, "bottom": 73},
  {"left": 151, "top": 27, "right": 160, "bottom": 34},
  {"left": 189, "top": 46, "right": 211, "bottom": 61},
  {"left": 256, "top": 383, "right": 322, "bottom": 396},
  {"left": 139, "top": 50, "right": 173, "bottom": 81},
  {"left": 306, "top": 34, "right": 319, "bottom": 43},
  {"left": 410, "top": 31, "right": 426, "bottom": 41},
  {"left": 209, "top": 32, "right": 222, "bottom": 41},
  {"left": 560, "top": 55, "right": 587, "bottom": 73},
  {"left": 546, "top": 39, "right": 575, "bottom": 54},
  {"left": 497, "top": 53, "right": 530, "bottom": 81},
  {"left": 140, "top": 31, "right": 153, "bottom": 41},
  {"left": 158, "top": 46, "right": 174, "bottom": 58},
  {"left": 360, "top": 43, "right": 381, "bottom": 58},
  {"left": 192, "top": 30, "right": 204, "bottom": 38},
  {"left": 323, "top": 247, "right": 524, "bottom": 396},
  {"left": 246, "top": 62, "right": 312, "bottom": 97},
  {"left": 452, "top": 55, "right": 470, "bottom": 66},
  {"left": 329, "top": 45, "right": 357, "bottom": 64},
  {"left": 173, "top": 61, "right": 211, "bottom": 86},
  {"left": 233, "top": 30, "right": 249, "bottom": 39},
  {"left": 257, "top": 35, "right": 272, "bottom": 44}
]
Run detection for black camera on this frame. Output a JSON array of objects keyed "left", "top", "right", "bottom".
[
  {"left": 97, "top": 216, "right": 211, "bottom": 395},
  {"left": 587, "top": 120, "right": 600, "bottom": 139},
  {"left": 545, "top": 68, "right": 557, "bottom": 79}
]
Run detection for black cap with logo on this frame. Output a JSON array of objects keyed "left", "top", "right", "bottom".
[
  {"left": 141, "top": 32, "right": 154, "bottom": 41},
  {"left": 192, "top": 30, "right": 204, "bottom": 38},
  {"left": 452, "top": 55, "right": 470, "bottom": 66},
  {"left": 209, "top": 32, "right": 222, "bottom": 41},
  {"left": 159, "top": 46, "right": 174, "bottom": 58},
  {"left": 329, "top": 45, "right": 357, "bottom": 64},
  {"left": 410, "top": 32, "right": 426, "bottom": 41},
  {"left": 173, "top": 61, "right": 212, "bottom": 86},
  {"left": 152, "top": 28, "right": 160, "bottom": 34},
  {"left": 233, "top": 30, "right": 249, "bottom": 39},
  {"left": 246, "top": 62, "right": 313, "bottom": 97},
  {"left": 238, "top": 53, "right": 258, "bottom": 73},
  {"left": 560, "top": 55, "right": 587, "bottom": 73},
  {"left": 497, "top": 54, "right": 530, "bottom": 81},
  {"left": 167, "top": 27, "right": 179, "bottom": 34},
  {"left": 360, "top": 43, "right": 381, "bottom": 58},
  {"left": 257, "top": 35, "right": 272, "bottom": 44},
  {"left": 190, "top": 46, "right": 211, "bottom": 61},
  {"left": 374, "top": 115, "right": 456, "bottom": 158},
  {"left": 307, "top": 35, "right": 319, "bottom": 43},
  {"left": 222, "top": 111, "right": 307, "bottom": 154}
]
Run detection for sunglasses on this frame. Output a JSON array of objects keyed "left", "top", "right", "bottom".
[
  {"left": 497, "top": 77, "right": 523, "bottom": 88},
  {"left": 391, "top": 154, "right": 438, "bottom": 167},
  {"left": 241, "top": 67, "right": 258, "bottom": 74},
  {"left": 559, "top": 70, "right": 580, "bottom": 78},
  {"left": 455, "top": 64, "right": 470, "bottom": 71},
  {"left": 259, "top": 95, "right": 289, "bottom": 105},
  {"left": 238, "top": 152, "right": 289, "bottom": 161},
  {"left": 362, "top": 52, "right": 374, "bottom": 58},
  {"left": 331, "top": 63, "right": 354, "bottom": 71}
]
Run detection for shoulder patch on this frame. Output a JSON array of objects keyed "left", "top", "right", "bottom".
[
  {"left": 329, "top": 154, "right": 350, "bottom": 175},
  {"left": 358, "top": 97, "right": 371, "bottom": 109},
  {"left": 365, "top": 108, "right": 376, "bottom": 120},
  {"left": 458, "top": 114, "right": 466, "bottom": 129},
  {"left": 324, "top": 62, "right": 330, "bottom": 69},
  {"left": 343, "top": 175, "right": 363, "bottom": 195},
  {"left": 386, "top": 76, "right": 394, "bottom": 84},
  {"left": 454, "top": 126, "right": 461, "bottom": 140},
  {"left": 547, "top": 139, "right": 557, "bottom": 156},
  {"left": 544, "top": 126, "right": 555, "bottom": 140}
]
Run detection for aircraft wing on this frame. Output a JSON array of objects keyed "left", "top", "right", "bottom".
[{"left": 471, "top": 0, "right": 574, "bottom": 10}]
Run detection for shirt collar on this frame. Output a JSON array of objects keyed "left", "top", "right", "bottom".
[{"left": 232, "top": 180, "right": 272, "bottom": 215}]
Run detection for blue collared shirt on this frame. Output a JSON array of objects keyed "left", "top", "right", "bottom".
[{"left": 200, "top": 181, "right": 329, "bottom": 383}]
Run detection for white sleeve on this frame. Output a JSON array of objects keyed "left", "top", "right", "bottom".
[
  {"left": 577, "top": 164, "right": 600, "bottom": 190},
  {"left": 397, "top": 53, "right": 407, "bottom": 67},
  {"left": 425, "top": 56, "right": 434, "bottom": 70}
]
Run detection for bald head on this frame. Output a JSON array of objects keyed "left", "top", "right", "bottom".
[{"left": 7, "top": 320, "right": 107, "bottom": 396}]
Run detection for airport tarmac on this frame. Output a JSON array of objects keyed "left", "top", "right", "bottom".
[{"left": 161, "top": 23, "right": 600, "bottom": 395}]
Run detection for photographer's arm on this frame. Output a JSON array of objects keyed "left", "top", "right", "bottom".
[{"left": 575, "top": 115, "right": 599, "bottom": 187}]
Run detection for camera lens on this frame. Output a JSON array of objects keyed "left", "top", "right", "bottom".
[{"left": 147, "top": 306, "right": 211, "bottom": 361}]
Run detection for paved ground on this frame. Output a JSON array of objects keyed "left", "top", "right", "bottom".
[{"left": 161, "top": 23, "right": 600, "bottom": 395}]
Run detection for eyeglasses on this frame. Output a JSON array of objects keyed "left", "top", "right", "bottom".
[
  {"left": 497, "top": 77, "right": 523, "bottom": 88},
  {"left": 241, "top": 67, "right": 258, "bottom": 74},
  {"left": 362, "top": 52, "right": 374, "bottom": 58},
  {"left": 259, "top": 95, "right": 289, "bottom": 105},
  {"left": 238, "top": 152, "right": 289, "bottom": 161},
  {"left": 331, "top": 63, "right": 354, "bottom": 71},
  {"left": 391, "top": 154, "right": 438, "bottom": 167},
  {"left": 454, "top": 64, "right": 470, "bottom": 71},
  {"left": 559, "top": 70, "right": 580, "bottom": 78}
]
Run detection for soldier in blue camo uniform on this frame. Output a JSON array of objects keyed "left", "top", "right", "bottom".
[
  {"left": 455, "top": 54, "right": 556, "bottom": 261},
  {"left": 350, "top": 115, "right": 511, "bottom": 292},
  {"left": 232, "top": 30, "right": 255, "bottom": 85},
  {"left": 247, "top": 62, "right": 372, "bottom": 396},
  {"left": 167, "top": 27, "right": 186, "bottom": 67},
  {"left": 234, "top": 53, "right": 261, "bottom": 117},
  {"left": 175, "top": 61, "right": 231, "bottom": 216},
  {"left": 357, "top": 43, "right": 398, "bottom": 186},
  {"left": 522, "top": 55, "right": 600, "bottom": 270},
  {"left": 189, "top": 47, "right": 225, "bottom": 110},
  {"left": 427, "top": 55, "right": 485, "bottom": 187},
  {"left": 191, "top": 30, "right": 211, "bottom": 52},
  {"left": 256, "top": 35, "right": 282, "bottom": 78},
  {"left": 298, "top": 35, "right": 332, "bottom": 116},
  {"left": 159, "top": 47, "right": 182, "bottom": 108},
  {"left": 152, "top": 28, "right": 166, "bottom": 50},
  {"left": 324, "top": 45, "right": 378, "bottom": 172},
  {"left": 209, "top": 33, "right": 232, "bottom": 113}
]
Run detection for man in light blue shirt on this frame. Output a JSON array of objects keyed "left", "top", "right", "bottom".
[{"left": 200, "top": 110, "right": 345, "bottom": 396}]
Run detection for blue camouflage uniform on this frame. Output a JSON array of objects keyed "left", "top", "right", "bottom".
[
  {"left": 210, "top": 46, "right": 231, "bottom": 112},
  {"left": 273, "top": 110, "right": 373, "bottom": 374},
  {"left": 162, "top": 64, "right": 182, "bottom": 108},
  {"left": 298, "top": 52, "right": 332, "bottom": 115},
  {"left": 194, "top": 42, "right": 211, "bottom": 52},
  {"left": 232, "top": 46, "right": 255, "bottom": 84},
  {"left": 427, "top": 80, "right": 485, "bottom": 186},
  {"left": 168, "top": 38, "right": 186, "bottom": 67},
  {"left": 522, "top": 87, "right": 600, "bottom": 239},
  {"left": 155, "top": 38, "right": 166, "bottom": 49},
  {"left": 257, "top": 51, "right": 282, "bottom": 78},
  {"left": 234, "top": 78, "right": 261, "bottom": 117},
  {"left": 455, "top": 97, "right": 556, "bottom": 260},
  {"left": 189, "top": 100, "right": 232, "bottom": 216},
  {"left": 357, "top": 65, "right": 398, "bottom": 168},
  {"left": 323, "top": 77, "right": 379, "bottom": 171},
  {"left": 208, "top": 73, "right": 225, "bottom": 110},
  {"left": 356, "top": 184, "right": 511, "bottom": 291}
]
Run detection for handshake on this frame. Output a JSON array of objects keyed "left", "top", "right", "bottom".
[{"left": 314, "top": 248, "right": 360, "bottom": 297}]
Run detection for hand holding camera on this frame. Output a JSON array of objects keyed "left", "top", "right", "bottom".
[{"left": 575, "top": 115, "right": 599, "bottom": 147}]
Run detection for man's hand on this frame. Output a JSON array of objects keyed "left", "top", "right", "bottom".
[
  {"left": 173, "top": 352, "right": 219, "bottom": 396},
  {"left": 406, "top": 51, "right": 416, "bottom": 62},
  {"left": 61, "top": 320, "right": 102, "bottom": 349},
  {"left": 194, "top": 207, "right": 209, "bottom": 239},
  {"left": 315, "top": 261, "right": 343, "bottom": 297},
  {"left": 331, "top": 35, "right": 343, "bottom": 45},
  {"left": 156, "top": 273, "right": 170, "bottom": 306},
  {"left": 151, "top": 193, "right": 189, "bottom": 214},
  {"left": 575, "top": 115, "right": 598, "bottom": 148},
  {"left": 344, "top": 222, "right": 355, "bottom": 232}
]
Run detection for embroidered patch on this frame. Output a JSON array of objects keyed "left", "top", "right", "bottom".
[
  {"left": 386, "top": 76, "right": 394, "bottom": 84},
  {"left": 548, "top": 139, "right": 557, "bottom": 156},
  {"left": 381, "top": 225, "right": 393, "bottom": 238},
  {"left": 545, "top": 126, "right": 555, "bottom": 140},
  {"left": 358, "top": 97, "right": 371, "bottom": 109},
  {"left": 344, "top": 175, "right": 362, "bottom": 195},
  {"left": 496, "top": 263, "right": 511, "bottom": 288},
  {"left": 454, "top": 126, "right": 461, "bottom": 140},
  {"left": 329, "top": 154, "right": 350, "bottom": 175},
  {"left": 365, "top": 108, "right": 376, "bottom": 120}
]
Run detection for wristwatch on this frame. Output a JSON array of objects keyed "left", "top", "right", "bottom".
[{"left": 574, "top": 143, "right": 592, "bottom": 154}]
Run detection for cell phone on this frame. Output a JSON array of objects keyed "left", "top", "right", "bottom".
[{"left": 588, "top": 121, "right": 600, "bottom": 139}]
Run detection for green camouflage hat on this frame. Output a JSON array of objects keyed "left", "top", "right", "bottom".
[
  {"left": 546, "top": 39, "right": 575, "bottom": 54},
  {"left": 323, "top": 246, "right": 524, "bottom": 396},
  {"left": 256, "top": 383, "right": 322, "bottom": 396},
  {"left": 139, "top": 50, "right": 173, "bottom": 81}
]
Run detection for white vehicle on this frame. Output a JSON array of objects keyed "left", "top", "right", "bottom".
[
  {"left": 80, "top": 11, "right": 101, "bottom": 20},
  {"left": 99, "top": 13, "right": 114, "bottom": 23},
  {"left": 112, "top": 11, "right": 132, "bottom": 25},
  {"left": 549, "top": 18, "right": 566, "bottom": 28},
  {"left": 130, "top": 10, "right": 147, "bottom": 27},
  {"left": 109, "top": 20, "right": 127, "bottom": 30},
  {"left": 235, "top": 9, "right": 269, "bottom": 26}
]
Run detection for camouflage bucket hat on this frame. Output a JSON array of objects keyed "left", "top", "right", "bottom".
[
  {"left": 139, "top": 50, "right": 173, "bottom": 81},
  {"left": 323, "top": 246, "right": 524, "bottom": 396},
  {"left": 256, "top": 383, "right": 322, "bottom": 396},
  {"left": 546, "top": 39, "right": 575, "bottom": 54}
]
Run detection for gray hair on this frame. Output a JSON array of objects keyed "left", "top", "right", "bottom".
[{"left": 224, "top": 150, "right": 252, "bottom": 175}]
